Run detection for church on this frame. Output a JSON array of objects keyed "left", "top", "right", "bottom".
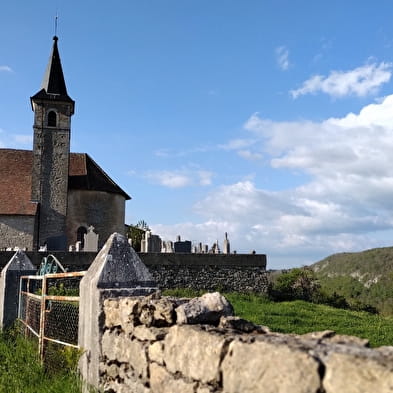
[{"left": 0, "top": 36, "right": 130, "bottom": 251}]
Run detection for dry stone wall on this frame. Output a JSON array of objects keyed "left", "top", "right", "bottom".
[
  {"left": 101, "top": 292, "right": 393, "bottom": 393},
  {"left": 148, "top": 265, "right": 268, "bottom": 293}
]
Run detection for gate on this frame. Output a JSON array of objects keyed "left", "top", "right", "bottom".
[{"left": 18, "top": 264, "right": 86, "bottom": 362}]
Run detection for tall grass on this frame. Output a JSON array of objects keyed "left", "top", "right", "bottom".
[
  {"left": 164, "top": 289, "right": 393, "bottom": 347},
  {"left": 0, "top": 330, "right": 81, "bottom": 393}
]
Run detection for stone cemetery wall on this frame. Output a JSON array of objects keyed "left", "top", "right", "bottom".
[
  {"left": 141, "top": 253, "right": 268, "bottom": 293},
  {"left": 0, "top": 251, "right": 268, "bottom": 293},
  {"left": 101, "top": 292, "right": 393, "bottom": 393}
]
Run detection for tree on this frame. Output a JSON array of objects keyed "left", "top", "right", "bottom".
[
  {"left": 270, "top": 267, "right": 321, "bottom": 302},
  {"left": 126, "top": 220, "right": 150, "bottom": 252}
]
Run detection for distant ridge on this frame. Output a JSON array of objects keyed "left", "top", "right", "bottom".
[{"left": 311, "top": 247, "right": 393, "bottom": 315}]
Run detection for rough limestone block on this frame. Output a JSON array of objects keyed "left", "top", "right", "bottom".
[
  {"left": 102, "top": 330, "right": 127, "bottom": 361},
  {"left": 164, "top": 325, "right": 227, "bottom": 384},
  {"left": 104, "top": 380, "right": 150, "bottom": 393},
  {"left": 104, "top": 298, "right": 121, "bottom": 328},
  {"left": 133, "top": 325, "right": 168, "bottom": 342},
  {"left": 148, "top": 341, "right": 165, "bottom": 365},
  {"left": 221, "top": 338, "right": 321, "bottom": 393},
  {"left": 219, "top": 315, "right": 270, "bottom": 334},
  {"left": 150, "top": 363, "right": 196, "bottom": 393},
  {"left": 176, "top": 292, "right": 234, "bottom": 325},
  {"left": 323, "top": 350, "right": 393, "bottom": 393},
  {"left": 119, "top": 297, "right": 140, "bottom": 334},
  {"left": 196, "top": 387, "right": 215, "bottom": 393},
  {"left": 152, "top": 297, "right": 176, "bottom": 326},
  {"left": 124, "top": 338, "right": 149, "bottom": 380}
]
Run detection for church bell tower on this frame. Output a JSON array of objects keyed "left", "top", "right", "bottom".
[{"left": 30, "top": 36, "right": 75, "bottom": 250}]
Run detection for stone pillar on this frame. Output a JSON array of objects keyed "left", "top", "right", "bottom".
[
  {"left": 78, "top": 232, "right": 157, "bottom": 390},
  {"left": 0, "top": 250, "right": 36, "bottom": 330}
]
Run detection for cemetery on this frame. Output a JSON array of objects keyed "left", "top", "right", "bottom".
[
  {"left": 0, "top": 33, "right": 392, "bottom": 393},
  {"left": 0, "top": 233, "right": 391, "bottom": 392}
]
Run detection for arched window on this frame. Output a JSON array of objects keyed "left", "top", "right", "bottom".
[
  {"left": 77, "top": 226, "right": 87, "bottom": 249},
  {"left": 47, "top": 111, "right": 57, "bottom": 127}
]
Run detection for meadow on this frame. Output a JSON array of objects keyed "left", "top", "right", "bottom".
[{"left": 165, "top": 289, "right": 393, "bottom": 348}]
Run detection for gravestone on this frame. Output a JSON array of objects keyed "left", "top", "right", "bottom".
[
  {"left": 75, "top": 241, "right": 82, "bottom": 252},
  {"left": 223, "top": 232, "right": 230, "bottom": 254},
  {"left": 84, "top": 226, "right": 99, "bottom": 252}
]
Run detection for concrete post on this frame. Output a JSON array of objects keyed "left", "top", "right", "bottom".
[
  {"left": 0, "top": 250, "right": 36, "bottom": 330},
  {"left": 78, "top": 232, "right": 157, "bottom": 390}
]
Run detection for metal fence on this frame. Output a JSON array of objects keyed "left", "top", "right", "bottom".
[{"left": 18, "top": 270, "right": 86, "bottom": 362}]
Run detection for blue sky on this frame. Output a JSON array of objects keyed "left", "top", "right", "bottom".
[{"left": 3, "top": 1, "right": 393, "bottom": 268}]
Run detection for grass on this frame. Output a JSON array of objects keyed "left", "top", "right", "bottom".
[
  {"left": 164, "top": 289, "right": 393, "bottom": 347},
  {"left": 0, "top": 330, "right": 82, "bottom": 393}
]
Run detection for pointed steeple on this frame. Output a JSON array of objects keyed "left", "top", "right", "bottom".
[
  {"left": 41, "top": 36, "right": 68, "bottom": 96},
  {"left": 31, "top": 36, "right": 74, "bottom": 110}
]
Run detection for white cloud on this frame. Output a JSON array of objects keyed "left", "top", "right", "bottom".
[
  {"left": 237, "top": 150, "right": 263, "bottom": 161},
  {"left": 144, "top": 169, "right": 214, "bottom": 188},
  {"left": 275, "top": 46, "right": 290, "bottom": 71},
  {"left": 0, "top": 66, "right": 12, "bottom": 73},
  {"left": 219, "top": 138, "right": 255, "bottom": 150},
  {"left": 291, "top": 62, "right": 392, "bottom": 98},
  {"left": 151, "top": 95, "right": 393, "bottom": 268}
]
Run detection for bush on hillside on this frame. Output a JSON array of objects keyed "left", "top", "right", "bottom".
[{"left": 269, "top": 267, "right": 321, "bottom": 302}]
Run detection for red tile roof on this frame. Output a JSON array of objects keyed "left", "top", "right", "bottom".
[
  {"left": 0, "top": 149, "right": 130, "bottom": 216},
  {"left": 0, "top": 149, "right": 37, "bottom": 215}
]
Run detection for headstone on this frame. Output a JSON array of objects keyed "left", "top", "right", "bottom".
[
  {"left": 69, "top": 245, "right": 75, "bottom": 252},
  {"left": 75, "top": 241, "right": 82, "bottom": 252},
  {"left": 223, "top": 232, "right": 230, "bottom": 254},
  {"left": 84, "top": 226, "right": 99, "bottom": 252},
  {"left": 174, "top": 237, "right": 192, "bottom": 253},
  {"left": 141, "top": 232, "right": 148, "bottom": 252},
  {"left": 0, "top": 250, "right": 36, "bottom": 329}
]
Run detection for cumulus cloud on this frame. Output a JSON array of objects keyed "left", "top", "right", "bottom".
[
  {"left": 290, "top": 62, "right": 392, "bottom": 98},
  {"left": 152, "top": 95, "right": 393, "bottom": 268},
  {"left": 145, "top": 169, "right": 213, "bottom": 188},
  {"left": 275, "top": 46, "right": 290, "bottom": 71}
]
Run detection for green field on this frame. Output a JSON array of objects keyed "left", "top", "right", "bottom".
[{"left": 165, "top": 289, "right": 393, "bottom": 347}]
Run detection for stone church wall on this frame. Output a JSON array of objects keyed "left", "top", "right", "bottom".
[
  {"left": 100, "top": 294, "right": 393, "bottom": 393},
  {"left": 66, "top": 190, "right": 126, "bottom": 249},
  {"left": 0, "top": 215, "right": 35, "bottom": 250}
]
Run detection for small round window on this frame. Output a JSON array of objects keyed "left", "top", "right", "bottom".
[{"left": 47, "top": 111, "right": 57, "bottom": 127}]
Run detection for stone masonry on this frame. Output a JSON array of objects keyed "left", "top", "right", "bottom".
[{"left": 101, "top": 292, "right": 393, "bottom": 393}]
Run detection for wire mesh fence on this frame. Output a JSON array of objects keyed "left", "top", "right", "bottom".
[{"left": 18, "top": 271, "right": 85, "bottom": 363}]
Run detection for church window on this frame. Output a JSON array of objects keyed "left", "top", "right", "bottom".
[
  {"left": 47, "top": 111, "right": 57, "bottom": 127},
  {"left": 77, "top": 226, "right": 87, "bottom": 249}
]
